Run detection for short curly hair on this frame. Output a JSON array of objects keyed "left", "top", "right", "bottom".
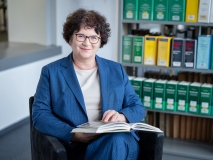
[{"left": 63, "top": 8, "right": 111, "bottom": 48}]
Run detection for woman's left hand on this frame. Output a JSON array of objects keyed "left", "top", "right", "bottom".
[{"left": 102, "top": 110, "right": 127, "bottom": 122}]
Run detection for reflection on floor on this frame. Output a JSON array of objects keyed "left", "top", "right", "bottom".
[{"left": 0, "top": 30, "right": 8, "bottom": 42}]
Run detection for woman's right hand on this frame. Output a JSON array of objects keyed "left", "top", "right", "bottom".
[{"left": 71, "top": 133, "right": 101, "bottom": 143}]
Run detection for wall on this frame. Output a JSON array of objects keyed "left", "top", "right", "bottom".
[{"left": 0, "top": 0, "right": 118, "bottom": 131}]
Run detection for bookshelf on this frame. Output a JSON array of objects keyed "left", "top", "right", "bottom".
[{"left": 118, "top": 0, "right": 213, "bottom": 160}]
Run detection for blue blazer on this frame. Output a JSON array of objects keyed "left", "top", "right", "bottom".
[{"left": 32, "top": 54, "right": 145, "bottom": 144}]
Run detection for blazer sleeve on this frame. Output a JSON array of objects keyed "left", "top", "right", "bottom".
[
  {"left": 32, "top": 66, "right": 73, "bottom": 145},
  {"left": 118, "top": 64, "right": 146, "bottom": 123}
]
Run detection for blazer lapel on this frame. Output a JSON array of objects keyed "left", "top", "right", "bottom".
[
  {"left": 96, "top": 55, "right": 109, "bottom": 114},
  {"left": 60, "top": 54, "right": 87, "bottom": 115}
]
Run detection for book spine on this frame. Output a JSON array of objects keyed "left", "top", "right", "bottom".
[
  {"left": 123, "top": 0, "right": 139, "bottom": 20},
  {"left": 180, "top": 115, "right": 186, "bottom": 139},
  {"left": 133, "top": 36, "right": 144, "bottom": 64},
  {"left": 122, "top": 35, "right": 133, "bottom": 63},
  {"left": 173, "top": 115, "right": 180, "bottom": 138},
  {"left": 143, "top": 80, "right": 155, "bottom": 108},
  {"left": 165, "top": 83, "right": 178, "bottom": 111},
  {"left": 144, "top": 36, "right": 159, "bottom": 65},
  {"left": 184, "top": 39, "right": 197, "bottom": 68},
  {"left": 210, "top": 0, "right": 213, "bottom": 23},
  {"left": 168, "top": 0, "right": 186, "bottom": 22},
  {"left": 200, "top": 85, "right": 212, "bottom": 115},
  {"left": 198, "top": 0, "right": 212, "bottom": 23},
  {"left": 153, "top": 0, "right": 169, "bottom": 21},
  {"left": 154, "top": 81, "right": 166, "bottom": 110},
  {"left": 157, "top": 38, "right": 172, "bottom": 67},
  {"left": 186, "top": 116, "right": 192, "bottom": 139},
  {"left": 138, "top": 0, "right": 154, "bottom": 20},
  {"left": 196, "top": 36, "right": 212, "bottom": 69},
  {"left": 171, "top": 38, "right": 184, "bottom": 67},
  {"left": 185, "top": 0, "right": 199, "bottom": 22},
  {"left": 177, "top": 84, "right": 189, "bottom": 112},
  {"left": 188, "top": 84, "right": 201, "bottom": 114},
  {"left": 132, "top": 79, "right": 144, "bottom": 102}
]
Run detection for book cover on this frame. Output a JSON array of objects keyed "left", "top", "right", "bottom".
[
  {"left": 138, "top": 0, "right": 154, "bottom": 20},
  {"left": 165, "top": 80, "right": 178, "bottom": 111},
  {"left": 71, "top": 121, "right": 162, "bottom": 133},
  {"left": 153, "top": 0, "right": 169, "bottom": 21},
  {"left": 210, "top": 0, "right": 213, "bottom": 23},
  {"left": 184, "top": 39, "right": 197, "bottom": 68},
  {"left": 122, "top": 35, "right": 133, "bottom": 63},
  {"left": 144, "top": 35, "right": 162, "bottom": 65},
  {"left": 168, "top": 0, "right": 186, "bottom": 22},
  {"left": 177, "top": 81, "right": 190, "bottom": 112},
  {"left": 188, "top": 82, "right": 201, "bottom": 114},
  {"left": 153, "top": 80, "right": 167, "bottom": 110},
  {"left": 196, "top": 35, "right": 212, "bottom": 69},
  {"left": 157, "top": 37, "right": 173, "bottom": 67},
  {"left": 143, "top": 78, "right": 156, "bottom": 109},
  {"left": 123, "top": 0, "right": 139, "bottom": 20},
  {"left": 128, "top": 76, "right": 136, "bottom": 84},
  {"left": 196, "top": 117, "right": 202, "bottom": 140},
  {"left": 185, "top": 0, "right": 199, "bottom": 22},
  {"left": 131, "top": 77, "right": 146, "bottom": 102},
  {"left": 198, "top": 0, "right": 212, "bottom": 23},
  {"left": 133, "top": 36, "right": 144, "bottom": 64},
  {"left": 171, "top": 38, "right": 184, "bottom": 67},
  {"left": 199, "top": 83, "right": 213, "bottom": 115},
  {"left": 191, "top": 117, "right": 198, "bottom": 139}
]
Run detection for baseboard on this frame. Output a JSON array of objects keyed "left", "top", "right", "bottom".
[{"left": 0, "top": 116, "right": 30, "bottom": 136}]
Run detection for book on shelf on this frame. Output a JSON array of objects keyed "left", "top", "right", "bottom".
[
  {"left": 171, "top": 38, "right": 184, "bottom": 67},
  {"left": 123, "top": 0, "right": 139, "bottom": 20},
  {"left": 143, "top": 78, "right": 156, "bottom": 109},
  {"left": 132, "top": 36, "right": 144, "bottom": 64},
  {"left": 153, "top": 79, "right": 167, "bottom": 110},
  {"left": 165, "top": 80, "right": 178, "bottom": 112},
  {"left": 196, "top": 35, "right": 212, "bottom": 69},
  {"left": 180, "top": 115, "right": 186, "bottom": 139},
  {"left": 138, "top": 0, "right": 154, "bottom": 20},
  {"left": 168, "top": 0, "right": 186, "bottom": 22},
  {"left": 71, "top": 121, "right": 162, "bottom": 133},
  {"left": 184, "top": 39, "right": 197, "bottom": 68},
  {"left": 144, "top": 35, "right": 162, "bottom": 65},
  {"left": 186, "top": 116, "right": 192, "bottom": 139},
  {"left": 177, "top": 81, "right": 190, "bottom": 112},
  {"left": 188, "top": 82, "right": 201, "bottom": 114},
  {"left": 210, "top": 0, "right": 213, "bottom": 23},
  {"left": 173, "top": 115, "right": 180, "bottom": 138},
  {"left": 122, "top": 35, "right": 133, "bottom": 63},
  {"left": 131, "top": 77, "right": 146, "bottom": 102},
  {"left": 153, "top": 0, "right": 169, "bottom": 21},
  {"left": 198, "top": 0, "right": 212, "bottom": 23},
  {"left": 157, "top": 37, "right": 173, "bottom": 67},
  {"left": 185, "top": 0, "right": 199, "bottom": 22}
]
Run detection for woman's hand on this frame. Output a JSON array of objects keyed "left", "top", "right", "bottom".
[
  {"left": 102, "top": 110, "right": 127, "bottom": 122},
  {"left": 71, "top": 133, "right": 101, "bottom": 143}
]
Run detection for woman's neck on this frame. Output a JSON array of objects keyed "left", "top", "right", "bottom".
[{"left": 73, "top": 57, "right": 97, "bottom": 70}]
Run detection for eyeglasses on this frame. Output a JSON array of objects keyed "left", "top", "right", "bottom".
[{"left": 75, "top": 34, "right": 101, "bottom": 44}]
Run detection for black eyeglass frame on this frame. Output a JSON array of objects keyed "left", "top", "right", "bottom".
[{"left": 75, "top": 34, "right": 101, "bottom": 44}]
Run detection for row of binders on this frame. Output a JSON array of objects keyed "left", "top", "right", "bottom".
[
  {"left": 124, "top": 0, "right": 213, "bottom": 23},
  {"left": 122, "top": 34, "right": 213, "bottom": 70},
  {"left": 129, "top": 75, "right": 213, "bottom": 116}
]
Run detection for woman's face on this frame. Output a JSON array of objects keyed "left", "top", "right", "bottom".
[{"left": 69, "top": 25, "right": 101, "bottom": 62}]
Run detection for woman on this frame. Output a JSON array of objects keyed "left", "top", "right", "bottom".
[{"left": 32, "top": 8, "right": 145, "bottom": 160}]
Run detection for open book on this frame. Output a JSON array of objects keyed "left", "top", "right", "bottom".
[{"left": 71, "top": 121, "right": 162, "bottom": 133}]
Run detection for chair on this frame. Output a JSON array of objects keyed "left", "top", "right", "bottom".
[{"left": 29, "top": 96, "right": 164, "bottom": 160}]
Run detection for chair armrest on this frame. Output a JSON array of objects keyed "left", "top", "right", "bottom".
[
  {"left": 31, "top": 126, "right": 67, "bottom": 160},
  {"left": 137, "top": 131, "right": 164, "bottom": 160}
]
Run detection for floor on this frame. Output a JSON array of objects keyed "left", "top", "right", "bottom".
[{"left": 0, "top": 121, "right": 31, "bottom": 160}]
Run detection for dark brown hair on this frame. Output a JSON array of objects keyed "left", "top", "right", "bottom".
[{"left": 63, "top": 8, "right": 111, "bottom": 48}]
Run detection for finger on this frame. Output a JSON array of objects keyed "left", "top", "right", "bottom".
[
  {"left": 102, "top": 110, "right": 117, "bottom": 122},
  {"left": 102, "top": 110, "right": 111, "bottom": 121},
  {"left": 104, "top": 110, "right": 118, "bottom": 122}
]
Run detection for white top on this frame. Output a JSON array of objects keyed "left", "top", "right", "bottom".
[{"left": 75, "top": 67, "right": 102, "bottom": 121}]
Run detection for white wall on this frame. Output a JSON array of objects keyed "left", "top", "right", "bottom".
[{"left": 0, "top": 0, "right": 119, "bottom": 131}]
